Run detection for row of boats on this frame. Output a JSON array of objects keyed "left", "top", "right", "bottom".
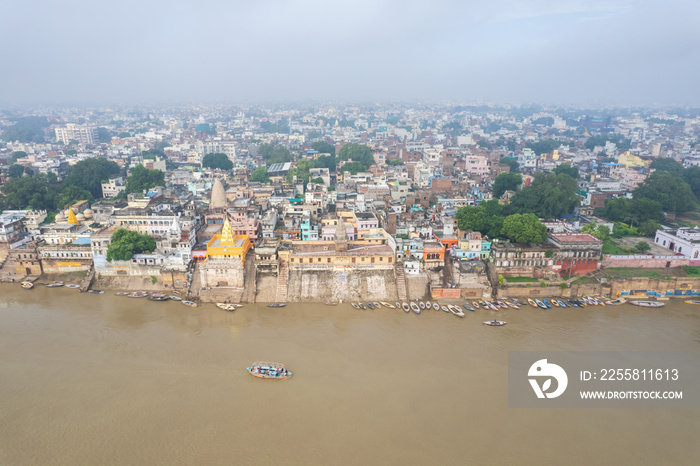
[{"left": 114, "top": 291, "right": 198, "bottom": 307}]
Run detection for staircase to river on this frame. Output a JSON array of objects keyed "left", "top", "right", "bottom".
[
  {"left": 395, "top": 262, "right": 408, "bottom": 301},
  {"left": 275, "top": 261, "right": 288, "bottom": 303}
]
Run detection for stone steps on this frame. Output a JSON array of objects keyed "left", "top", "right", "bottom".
[
  {"left": 275, "top": 261, "right": 288, "bottom": 303},
  {"left": 395, "top": 263, "right": 408, "bottom": 301}
]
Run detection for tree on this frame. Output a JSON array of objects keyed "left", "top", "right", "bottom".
[
  {"left": 11, "top": 151, "right": 27, "bottom": 162},
  {"left": 649, "top": 157, "right": 684, "bottom": 174},
  {"left": 628, "top": 198, "right": 664, "bottom": 225},
  {"left": 581, "top": 222, "right": 610, "bottom": 241},
  {"left": 500, "top": 213, "right": 547, "bottom": 245},
  {"left": 311, "top": 141, "right": 335, "bottom": 156},
  {"left": 500, "top": 157, "right": 519, "bottom": 172},
  {"left": 509, "top": 173, "right": 579, "bottom": 218},
  {"left": 1, "top": 116, "right": 49, "bottom": 142},
  {"left": 63, "top": 158, "right": 121, "bottom": 199},
  {"left": 338, "top": 143, "right": 374, "bottom": 170},
  {"left": 54, "top": 184, "right": 94, "bottom": 209},
  {"left": 258, "top": 144, "right": 291, "bottom": 164},
  {"left": 312, "top": 155, "right": 337, "bottom": 171},
  {"left": 526, "top": 139, "right": 564, "bottom": 156},
  {"left": 492, "top": 172, "right": 522, "bottom": 198},
  {"left": 635, "top": 241, "right": 651, "bottom": 254},
  {"left": 106, "top": 228, "right": 156, "bottom": 262},
  {"left": 202, "top": 153, "right": 233, "bottom": 170},
  {"left": 639, "top": 220, "right": 661, "bottom": 236},
  {"left": 682, "top": 166, "right": 700, "bottom": 199},
  {"left": 339, "top": 161, "right": 366, "bottom": 176},
  {"left": 9, "top": 164, "right": 25, "bottom": 178},
  {"left": 455, "top": 200, "right": 506, "bottom": 239},
  {"left": 602, "top": 197, "right": 630, "bottom": 222},
  {"left": 0, "top": 175, "right": 52, "bottom": 210},
  {"left": 553, "top": 164, "right": 579, "bottom": 179},
  {"left": 633, "top": 171, "right": 697, "bottom": 213},
  {"left": 250, "top": 167, "right": 270, "bottom": 183},
  {"left": 125, "top": 165, "right": 164, "bottom": 195},
  {"left": 97, "top": 127, "right": 112, "bottom": 143},
  {"left": 387, "top": 159, "right": 404, "bottom": 166}
]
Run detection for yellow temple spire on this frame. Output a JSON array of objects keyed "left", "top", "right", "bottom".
[
  {"left": 221, "top": 217, "right": 235, "bottom": 244},
  {"left": 67, "top": 208, "right": 79, "bottom": 225}
]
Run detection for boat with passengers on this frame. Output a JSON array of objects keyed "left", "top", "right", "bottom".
[{"left": 246, "top": 361, "right": 292, "bottom": 379}]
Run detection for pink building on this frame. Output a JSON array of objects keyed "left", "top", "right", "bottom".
[{"left": 465, "top": 156, "right": 489, "bottom": 175}]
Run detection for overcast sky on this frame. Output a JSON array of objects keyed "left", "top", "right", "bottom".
[{"left": 2, "top": 0, "right": 699, "bottom": 106}]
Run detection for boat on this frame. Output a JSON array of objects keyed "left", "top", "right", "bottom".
[
  {"left": 46, "top": 282, "right": 64, "bottom": 288},
  {"left": 506, "top": 301, "right": 520, "bottom": 309},
  {"left": 246, "top": 362, "right": 292, "bottom": 380},
  {"left": 566, "top": 299, "right": 578, "bottom": 307},
  {"left": 89, "top": 290, "right": 104, "bottom": 294},
  {"left": 604, "top": 299, "right": 626, "bottom": 306},
  {"left": 527, "top": 298, "right": 538, "bottom": 308},
  {"left": 463, "top": 303, "right": 475, "bottom": 312},
  {"left": 441, "top": 305, "right": 450, "bottom": 313},
  {"left": 425, "top": 301, "right": 431, "bottom": 309},
  {"left": 182, "top": 301, "right": 198, "bottom": 307},
  {"left": 410, "top": 302, "right": 420, "bottom": 314},
  {"left": 483, "top": 320, "right": 507, "bottom": 326},
  {"left": 402, "top": 302, "right": 410, "bottom": 312},
  {"left": 216, "top": 303, "right": 241, "bottom": 311},
  {"left": 535, "top": 299, "right": 547, "bottom": 309},
  {"left": 433, "top": 302, "right": 440, "bottom": 311},
  {"left": 449, "top": 305, "right": 465, "bottom": 317},
  {"left": 148, "top": 295, "right": 169, "bottom": 301},
  {"left": 168, "top": 296, "right": 182, "bottom": 301},
  {"left": 629, "top": 301, "right": 665, "bottom": 308},
  {"left": 351, "top": 303, "right": 360, "bottom": 309},
  {"left": 20, "top": 281, "right": 33, "bottom": 289},
  {"left": 684, "top": 300, "right": 700, "bottom": 305},
  {"left": 359, "top": 303, "right": 366, "bottom": 310},
  {"left": 395, "top": 302, "right": 401, "bottom": 309},
  {"left": 472, "top": 301, "right": 480, "bottom": 309},
  {"left": 268, "top": 303, "right": 286, "bottom": 308},
  {"left": 542, "top": 299, "right": 552, "bottom": 308},
  {"left": 496, "top": 301, "right": 508, "bottom": 309},
  {"left": 419, "top": 301, "right": 425, "bottom": 310},
  {"left": 486, "top": 302, "right": 499, "bottom": 311},
  {"left": 65, "top": 284, "right": 80, "bottom": 289},
  {"left": 115, "top": 292, "right": 129, "bottom": 296},
  {"left": 557, "top": 300, "right": 567, "bottom": 307},
  {"left": 381, "top": 302, "right": 395, "bottom": 309},
  {"left": 366, "top": 302, "right": 375, "bottom": 309},
  {"left": 373, "top": 302, "right": 382, "bottom": 308},
  {"left": 324, "top": 301, "right": 338, "bottom": 306},
  {"left": 128, "top": 293, "right": 148, "bottom": 298},
  {"left": 551, "top": 299, "right": 559, "bottom": 307}
]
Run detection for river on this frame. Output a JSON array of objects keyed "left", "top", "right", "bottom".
[{"left": 1, "top": 284, "right": 698, "bottom": 465}]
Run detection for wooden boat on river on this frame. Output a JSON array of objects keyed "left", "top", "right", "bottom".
[{"left": 246, "top": 362, "right": 292, "bottom": 379}]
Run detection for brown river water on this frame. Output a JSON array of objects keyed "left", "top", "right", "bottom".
[{"left": 1, "top": 284, "right": 699, "bottom": 465}]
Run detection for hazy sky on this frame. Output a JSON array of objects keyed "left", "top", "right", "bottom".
[{"left": 2, "top": 0, "right": 699, "bottom": 106}]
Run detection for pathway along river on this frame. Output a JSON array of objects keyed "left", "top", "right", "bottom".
[{"left": 1, "top": 284, "right": 699, "bottom": 465}]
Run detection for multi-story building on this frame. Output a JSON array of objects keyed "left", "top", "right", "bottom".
[
  {"left": 55, "top": 124, "right": 99, "bottom": 145},
  {"left": 547, "top": 233, "right": 603, "bottom": 276},
  {"left": 654, "top": 227, "right": 700, "bottom": 262},
  {"left": 101, "top": 177, "right": 126, "bottom": 198}
]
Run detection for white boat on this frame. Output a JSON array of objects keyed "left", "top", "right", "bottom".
[
  {"left": 629, "top": 301, "right": 665, "bottom": 308},
  {"left": 402, "top": 302, "right": 410, "bottom": 313},
  {"left": 217, "top": 303, "right": 242, "bottom": 311},
  {"left": 410, "top": 302, "right": 421, "bottom": 314},
  {"left": 483, "top": 320, "right": 507, "bottom": 326},
  {"left": 433, "top": 302, "right": 440, "bottom": 311},
  {"left": 419, "top": 301, "right": 426, "bottom": 310},
  {"left": 65, "top": 284, "right": 80, "bottom": 289},
  {"left": 449, "top": 305, "right": 465, "bottom": 318},
  {"left": 20, "top": 281, "right": 34, "bottom": 289},
  {"left": 441, "top": 305, "right": 450, "bottom": 313}
]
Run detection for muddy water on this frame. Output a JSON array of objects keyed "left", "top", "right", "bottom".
[{"left": 1, "top": 284, "right": 699, "bottom": 465}]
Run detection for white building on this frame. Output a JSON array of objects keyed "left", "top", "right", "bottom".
[
  {"left": 654, "top": 227, "right": 700, "bottom": 260},
  {"left": 55, "top": 124, "right": 99, "bottom": 145},
  {"left": 101, "top": 177, "right": 126, "bottom": 198}
]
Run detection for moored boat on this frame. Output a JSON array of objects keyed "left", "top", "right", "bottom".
[
  {"left": 89, "top": 290, "right": 104, "bottom": 294},
  {"left": 551, "top": 299, "right": 559, "bottom": 307},
  {"left": 216, "top": 303, "right": 241, "bottom": 311},
  {"left": 629, "top": 300, "right": 665, "bottom": 308},
  {"left": 115, "top": 292, "right": 129, "bottom": 296},
  {"left": 246, "top": 361, "right": 292, "bottom": 379},
  {"left": 425, "top": 301, "right": 431, "bottom": 309},
  {"left": 441, "top": 305, "right": 450, "bottom": 313},
  {"left": 542, "top": 299, "right": 552, "bottom": 308},
  {"left": 359, "top": 303, "right": 366, "bottom": 310},
  {"left": 463, "top": 303, "right": 476, "bottom": 312},
  {"left": 182, "top": 300, "right": 198, "bottom": 307},
  {"left": 65, "top": 284, "right": 80, "bottom": 289},
  {"left": 268, "top": 303, "right": 286, "bottom": 308},
  {"left": 168, "top": 296, "right": 182, "bottom": 301},
  {"left": 557, "top": 300, "right": 567, "bottom": 307},
  {"left": 684, "top": 300, "right": 700, "bottom": 305},
  {"left": 148, "top": 295, "right": 169, "bottom": 301},
  {"left": 449, "top": 305, "right": 465, "bottom": 317},
  {"left": 46, "top": 282, "right": 64, "bottom": 288},
  {"left": 472, "top": 301, "right": 480, "bottom": 309},
  {"left": 483, "top": 320, "right": 507, "bottom": 326},
  {"left": 433, "top": 302, "right": 440, "bottom": 311},
  {"left": 373, "top": 302, "right": 382, "bottom": 309},
  {"left": 20, "top": 281, "right": 33, "bottom": 289},
  {"left": 351, "top": 303, "right": 360, "bottom": 309},
  {"left": 410, "top": 302, "right": 420, "bottom": 314},
  {"left": 402, "top": 302, "right": 410, "bottom": 312},
  {"left": 419, "top": 301, "right": 425, "bottom": 310},
  {"left": 604, "top": 299, "right": 626, "bottom": 306},
  {"left": 527, "top": 298, "right": 538, "bottom": 308},
  {"left": 381, "top": 302, "right": 395, "bottom": 309},
  {"left": 395, "top": 302, "right": 401, "bottom": 309},
  {"left": 487, "top": 301, "right": 499, "bottom": 311},
  {"left": 535, "top": 299, "right": 547, "bottom": 309},
  {"left": 366, "top": 302, "right": 375, "bottom": 309}
]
